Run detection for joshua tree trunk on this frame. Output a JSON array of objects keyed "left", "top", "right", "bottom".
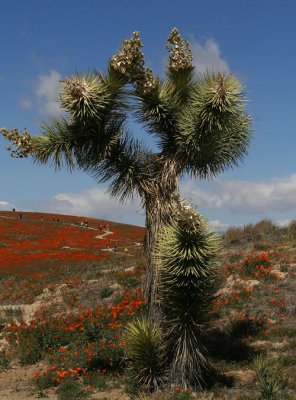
[
  {"left": 141, "top": 160, "right": 180, "bottom": 319},
  {"left": 144, "top": 199, "right": 165, "bottom": 319}
]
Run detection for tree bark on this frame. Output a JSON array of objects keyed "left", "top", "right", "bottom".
[
  {"left": 143, "top": 198, "right": 164, "bottom": 320},
  {"left": 141, "top": 162, "right": 180, "bottom": 321}
]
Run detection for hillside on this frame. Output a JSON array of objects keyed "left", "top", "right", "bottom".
[
  {"left": 0, "top": 213, "right": 296, "bottom": 399},
  {"left": 0, "top": 210, "right": 144, "bottom": 272}
]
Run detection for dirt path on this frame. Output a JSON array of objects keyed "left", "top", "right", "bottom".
[{"left": 94, "top": 229, "right": 114, "bottom": 240}]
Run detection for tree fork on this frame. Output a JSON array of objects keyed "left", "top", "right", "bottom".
[{"left": 1, "top": 28, "right": 252, "bottom": 324}]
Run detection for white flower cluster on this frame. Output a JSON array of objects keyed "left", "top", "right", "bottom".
[
  {"left": 166, "top": 28, "right": 193, "bottom": 71},
  {"left": 110, "top": 31, "right": 145, "bottom": 79},
  {"left": 172, "top": 195, "right": 200, "bottom": 231},
  {"left": 138, "top": 68, "right": 159, "bottom": 95},
  {"left": 0, "top": 128, "right": 34, "bottom": 158},
  {"left": 110, "top": 31, "right": 158, "bottom": 95}
]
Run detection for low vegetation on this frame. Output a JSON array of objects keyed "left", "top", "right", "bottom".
[{"left": 0, "top": 211, "right": 296, "bottom": 399}]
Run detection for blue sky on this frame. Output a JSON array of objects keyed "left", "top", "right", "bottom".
[{"left": 1, "top": 0, "right": 296, "bottom": 229}]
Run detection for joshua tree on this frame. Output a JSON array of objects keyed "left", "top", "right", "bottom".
[
  {"left": 126, "top": 199, "right": 221, "bottom": 390},
  {"left": 155, "top": 199, "right": 220, "bottom": 387},
  {"left": 1, "top": 29, "right": 251, "bottom": 316}
]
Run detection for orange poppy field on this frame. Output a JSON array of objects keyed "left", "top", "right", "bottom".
[{"left": 0, "top": 212, "right": 296, "bottom": 399}]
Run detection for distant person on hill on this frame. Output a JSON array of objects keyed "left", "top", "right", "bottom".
[{"left": 19, "top": 213, "right": 23, "bottom": 220}]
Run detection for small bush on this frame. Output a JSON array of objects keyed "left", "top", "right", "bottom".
[
  {"left": 18, "top": 333, "right": 42, "bottom": 365},
  {"left": 57, "top": 378, "right": 89, "bottom": 399},
  {"left": 253, "top": 355, "right": 283, "bottom": 400},
  {"left": 170, "top": 388, "right": 192, "bottom": 399},
  {"left": 253, "top": 219, "right": 278, "bottom": 238},
  {"left": 125, "top": 318, "right": 166, "bottom": 391},
  {"left": 0, "top": 350, "right": 11, "bottom": 369},
  {"left": 223, "top": 227, "right": 245, "bottom": 245},
  {"left": 288, "top": 219, "right": 296, "bottom": 241},
  {"left": 223, "top": 219, "right": 285, "bottom": 247},
  {"left": 100, "top": 287, "right": 114, "bottom": 298},
  {"left": 4, "top": 307, "right": 23, "bottom": 319}
]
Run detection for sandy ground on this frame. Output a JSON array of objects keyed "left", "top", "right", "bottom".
[{"left": 0, "top": 363, "right": 129, "bottom": 399}]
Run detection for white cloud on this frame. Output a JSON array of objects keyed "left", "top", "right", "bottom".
[
  {"left": 182, "top": 173, "right": 296, "bottom": 215},
  {"left": 208, "top": 219, "right": 230, "bottom": 232},
  {"left": 35, "top": 70, "right": 62, "bottom": 116},
  {"left": 275, "top": 218, "right": 293, "bottom": 227},
  {"left": 0, "top": 201, "right": 14, "bottom": 211},
  {"left": 190, "top": 37, "right": 230, "bottom": 74},
  {"left": 38, "top": 187, "right": 143, "bottom": 224}
]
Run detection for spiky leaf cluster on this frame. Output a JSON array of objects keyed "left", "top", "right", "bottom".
[
  {"left": 176, "top": 72, "right": 252, "bottom": 177},
  {"left": 60, "top": 73, "right": 111, "bottom": 123},
  {"left": 125, "top": 318, "right": 166, "bottom": 391},
  {"left": 95, "top": 132, "right": 148, "bottom": 201},
  {"left": 154, "top": 205, "right": 221, "bottom": 387},
  {"left": 253, "top": 356, "right": 284, "bottom": 399},
  {"left": 1, "top": 29, "right": 251, "bottom": 195}
]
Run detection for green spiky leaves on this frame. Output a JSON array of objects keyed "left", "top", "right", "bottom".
[
  {"left": 154, "top": 202, "right": 221, "bottom": 387},
  {"left": 253, "top": 355, "right": 284, "bottom": 399},
  {"left": 60, "top": 73, "right": 111, "bottom": 123},
  {"left": 156, "top": 203, "right": 220, "bottom": 281},
  {"left": 194, "top": 73, "right": 247, "bottom": 115},
  {"left": 1, "top": 30, "right": 252, "bottom": 184},
  {"left": 125, "top": 318, "right": 166, "bottom": 391},
  {"left": 176, "top": 72, "right": 252, "bottom": 177}
]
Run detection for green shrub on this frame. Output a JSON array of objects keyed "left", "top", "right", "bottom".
[
  {"left": 18, "top": 333, "right": 42, "bottom": 365},
  {"left": 100, "top": 287, "right": 114, "bottom": 298},
  {"left": 57, "top": 378, "right": 89, "bottom": 399},
  {"left": 0, "top": 350, "right": 11, "bottom": 369},
  {"left": 4, "top": 307, "right": 23, "bottom": 319},
  {"left": 155, "top": 201, "right": 220, "bottom": 388},
  {"left": 253, "top": 355, "right": 283, "bottom": 400},
  {"left": 125, "top": 318, "right": 166, "bottom": 391}
]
